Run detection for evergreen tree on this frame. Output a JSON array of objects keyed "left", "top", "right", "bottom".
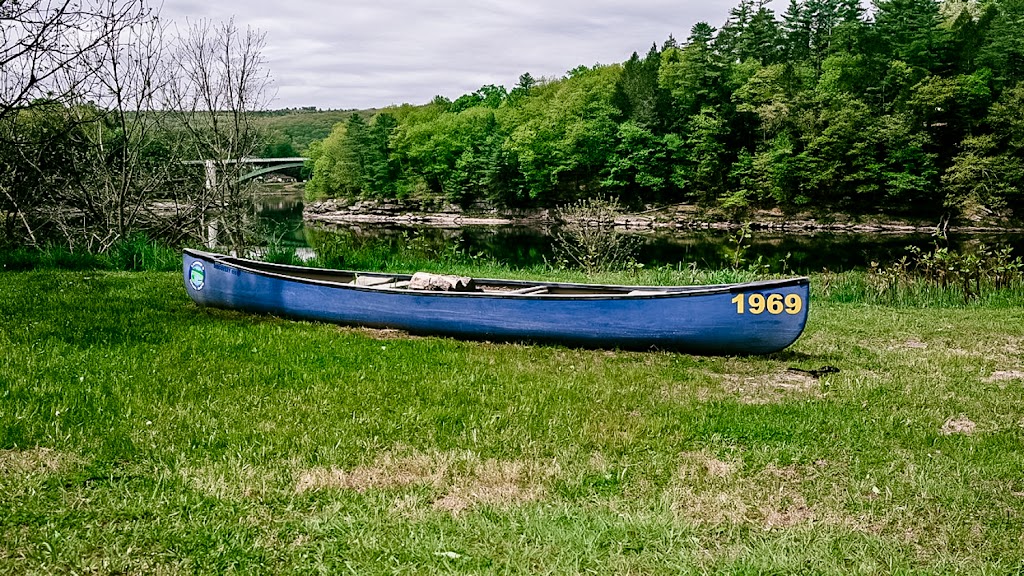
[
  {"left": 873, "top": 0, "right": 947, "bottom": 72},
  {"left": 745, "top": 4, "right": 785, "bottom": 64},
  {"left": 337, "top": 113, "right": 371, "bottom": 195},
  {"left": 715, "top": 0, "right": 755, "bottom": 63},
  {"left": 612, "top": 44, "right": 666, "bottom": 129},
  {"left": 978, "top": 0, "right": 1024, "bottom": 87},
  {"left": 782, "top": 0, "right": 812, "bottom": 63},
  {"left": 365, "top": 113, "right": 399, "bottom": 197},
  {"left": 660, "top": 22, "right": 723, "bottom": 129}
]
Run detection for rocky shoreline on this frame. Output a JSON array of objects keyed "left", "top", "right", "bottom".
[{"left": 303, "top": 198, "right": 1023, "bottom": 235}]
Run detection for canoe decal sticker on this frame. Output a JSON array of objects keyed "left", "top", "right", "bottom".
[
  {"left": 731, "top": 293, "right": 803, "bottom": 315},
  {"left": 189, "top": 261, "right": 205, "bottom": 291}
]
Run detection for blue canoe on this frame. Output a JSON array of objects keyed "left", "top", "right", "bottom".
[{"left": 183, "top": 249, "right": 809, "bottom": 354}]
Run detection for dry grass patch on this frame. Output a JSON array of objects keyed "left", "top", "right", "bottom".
[
  {"left": 998, "top": 336, "right": 1021, "bottom": 355},
  {"left": 295, "top": 451, "right": 448, "bottom": 494},
  {"left": 433, "top": 458, "right": 552, "bottom": 514},
  {"left": 939, "top": 336, "right": 1024, "bottom": 365},
  {"left": 667, "top": 451, "right": 833, "bottom": 530},
  {"left": 295, "top": 450, "right": 555, "bottom": 514},
  {"left": 658, "top": 378, "right": 717, "bottom": 404},
  {"left": 984, "top": 370, "right": 1024, "bottom": 384},
  {"left": 180, "top": 462, "right": 286, "bottom": 500},
  {"left": 0, "top": 447, "right": 78, "bottom": 476}
]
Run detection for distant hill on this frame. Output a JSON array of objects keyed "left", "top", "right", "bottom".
[{"left": 253, "top": 108, "right": 379, "bottom": 156}]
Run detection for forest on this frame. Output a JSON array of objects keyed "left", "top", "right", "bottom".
[{"left": 305, "top": 0, "right": 1024, "bottom": 221}]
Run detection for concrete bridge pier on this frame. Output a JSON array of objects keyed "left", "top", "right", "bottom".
[{"left": 205, "top": 160, "right": 217, "bottom": 191}]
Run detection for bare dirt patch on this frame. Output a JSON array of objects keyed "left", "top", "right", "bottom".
[
  {"left": 0, "top": 447, "right": 78, "bottom": 475},
  {"left": 339, "top": 326, "right": 421, "bottom": 340},
  {"left": 902, "top": 340, "right": 929, "bottom": 349},
  {"left": 941, "top": 415, "right": 977, "bottom": 436}
]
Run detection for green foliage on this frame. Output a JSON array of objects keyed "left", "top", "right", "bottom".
[
  {"left": 943, "top": 81, "right": 1024, "bottom": 215},
  {"left": 601, "top": 121, "right": 670, "bottom": 199},
  {"left": 942, "top": 134, "right": 1024, "bottom": 213},
  {"left": 612, "top": 44, "right": 667, "bottom": 129},
  {"left": 251, "top": 108, "right": 359, "bottom": 154},
  {"left": 300, "top": 0, "right": 1024, "bottom": 223},
  {"left": 874, "top": 0, "right": 947, "bottom": 71}
]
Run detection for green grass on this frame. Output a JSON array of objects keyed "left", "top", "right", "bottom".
[
  {"left": 2, "top": 270, "right": 1024, "bottom": 574},
  {"left": 0, "top": 236, "right": 182, "bottom": 273}
]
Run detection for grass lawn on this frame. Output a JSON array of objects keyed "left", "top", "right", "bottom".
[{"left": 1, "top": 270, "right": 1023, "bottom": 574}]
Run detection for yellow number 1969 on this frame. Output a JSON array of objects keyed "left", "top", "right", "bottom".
[{"left": 731, "top": 293, "right": 803, "bottom": 315}]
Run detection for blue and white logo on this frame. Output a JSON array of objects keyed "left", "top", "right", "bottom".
[{"left": 189, "top": 261, "right": 206, "bottom": 291}]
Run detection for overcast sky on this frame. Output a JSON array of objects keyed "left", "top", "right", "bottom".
[{"left": 160, "top": 0, "right": 785, "bottom": 110}]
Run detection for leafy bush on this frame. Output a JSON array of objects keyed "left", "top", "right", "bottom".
[
  {"left": 866, "top": 243, "right": 1023, "bottom": 304},
  {"left": 552, "top": 197, "right": 641, "bottom": 274}
]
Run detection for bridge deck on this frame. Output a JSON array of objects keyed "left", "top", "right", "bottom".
[{"left": 182, "top": 157, "right": 308, "bottom": 165}]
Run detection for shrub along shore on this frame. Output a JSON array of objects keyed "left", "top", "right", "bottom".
[{"left": 1, "top": 247, "right": 1023, "bottom": 572}]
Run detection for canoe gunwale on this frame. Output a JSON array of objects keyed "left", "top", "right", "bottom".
[{"left": 184, "top": 248, "right": 809, "bottom": 301}]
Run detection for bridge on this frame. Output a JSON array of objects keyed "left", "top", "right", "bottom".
[{"left": 183, "top": 157, "right": 309, "bottom": 189}]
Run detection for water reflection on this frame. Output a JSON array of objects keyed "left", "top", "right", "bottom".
[
  {"left": 256, "top": 188, "right": 1024, "bottom": 273},
  {"left": 301, "top": 224, "right": 1024, "bottom": 273},
  {"left": 256, "top": 189, "right": 308, "bottom": 245}
]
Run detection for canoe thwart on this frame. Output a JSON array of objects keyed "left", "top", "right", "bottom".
[{"left": 507, "top": 285, "right": 549, "bottom": 295}]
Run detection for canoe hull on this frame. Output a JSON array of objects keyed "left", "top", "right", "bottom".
[{"left": 183, "top": 250, "right": 809, "bottom": 354}]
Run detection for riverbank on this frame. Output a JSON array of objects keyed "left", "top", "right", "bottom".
[
  {"left": 2, "top": 269, "right": 1024, "bottom": 573},
  {"left": 304, "top": 198, "right": 1024, "bottom": 234}
]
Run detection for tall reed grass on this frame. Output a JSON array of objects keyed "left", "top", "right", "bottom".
[{"left": 0, "top": 234, "right": 182, "bottom": 272}]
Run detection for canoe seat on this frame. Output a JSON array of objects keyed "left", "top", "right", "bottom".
[
  {"left": 507, "top": 285, "right": 548, "bottom": 295},
  {"left": 352, "top": 276, "right": 396, "bottom": 287}
]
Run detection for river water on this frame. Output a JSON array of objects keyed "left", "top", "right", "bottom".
[{"left": 256, "top": 188, "right": 1024, "bottom": 273}]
